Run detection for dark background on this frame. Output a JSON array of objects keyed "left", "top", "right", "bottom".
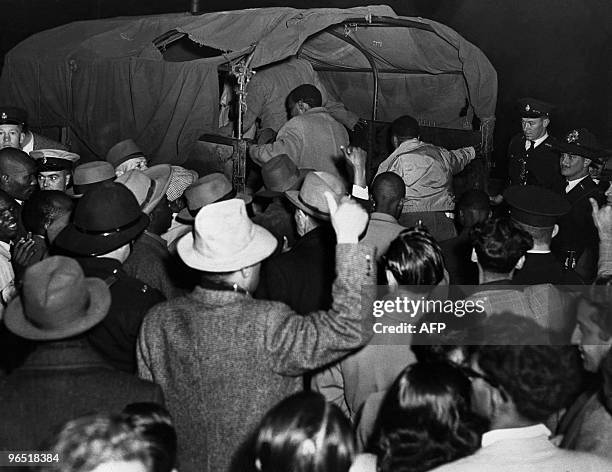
[{"left": 2, "top": 0, "right": 611, "bottom": 171}]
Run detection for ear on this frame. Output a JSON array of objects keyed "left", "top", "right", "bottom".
[
  {"left": 542, "top": 117, "right": 550, "bottom": 129},
  {"left": 515, "top": 255, "right": 525, "bottom": 270},
  {"left": 65, "top": 173, "right": 72, "bottom": 187},
  {"left": 386, "top": 269, "right": 398, "bottom": 290},
  {"left": 391, "top": 136, "right": 400, "bottom": 149},
  {"left": 551, "top": 224, "right": 559, "bottom": 239},
  {"left": 19, "top": 132, "right": 25, "bottom": 146},
  {"left": 470, "top": 248, "right": 478, "bottom": 263},
  {"left": 240, "top": 266, "right": 252, "bottom": 279},
  {"left": 584, "top": 158, "right": 592, "bottom": 170}
]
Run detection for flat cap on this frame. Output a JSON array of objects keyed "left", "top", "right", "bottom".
[
  {"left": 504, "top": 185, "right": 569, "bottom": 227},
  {"left": 518, "top": 98, "right": 554, "bottom": 118},
  {"left": 0, "top": 106, "right": 27, "bottom": 126},
  {"left": 31, "top": 149, "right": 80, "bottom": 172}
]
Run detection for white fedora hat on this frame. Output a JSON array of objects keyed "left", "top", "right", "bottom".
[{"left": 177, "top": 199, "right": 277, "bottom": 272}]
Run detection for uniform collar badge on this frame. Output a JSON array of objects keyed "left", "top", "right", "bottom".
[{"left": 0, "top": 113, "right": 6, "bottom": 120}]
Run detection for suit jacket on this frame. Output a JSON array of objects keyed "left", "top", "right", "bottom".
[
  {"left": 507, "top": 134, "right": 565, "bottom": 193},
  {"left": 466, "top": 282, "right": 574, "bottom": 338},
  {"left": 513, "top": 252, "right": 584, "bottom": 285},
  {"left": 0, "top": 339, "right": 163, "bottom": 450},
  {"left": 137, "top": 244, "right": 375, "bottom": 472},
  {"left": 429, "top": 425, "right": 612, "bottom": 472},
  {"left": 559, "top": 390, "right": 612, "bottom": 459},
  {"left": 255, "top": 226, "right": 336, "bottom": 315},
  {"left": 76, "top": 257, "right": 165, "bottom": 373},
  {"left": 553, "top": 176, "right": 603, "bottom": 270},
  {"left": 360, "top": 212, "right": 404, "bottom": 261},
  {"left": 123, "top": 231, "right": 183, "bottom": 300}
]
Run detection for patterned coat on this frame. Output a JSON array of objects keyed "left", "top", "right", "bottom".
[{"left": 137, "top": 244, "right": 375, "bottom": 472}]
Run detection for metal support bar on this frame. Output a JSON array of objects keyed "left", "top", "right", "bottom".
[{"left": 312, "top": 65, "right": 462, "bottom": 76}]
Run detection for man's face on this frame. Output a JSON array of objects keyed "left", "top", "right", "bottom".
[
  {"left": 114, "top": 156, "right": 148, "bottom": 177},
  {"left": 0, "top": 125, "right": 24, "bottom": 150},
  {"left": 560, "top": 153, "right": 589, "bottom": 181},
  {"left": 0, "top": 197, "right": 18, "bottom": 242},
  {"left": 2, "top": 161, "right": 38, "bottom": 201},
  {"left": 572, "top": 298, "right": 612, "bottom": 372},
  {"left": 38, "top": 170, "right": 70, "bottom": 191},
  {"left": 521, "top": 117, "right": 549, "bottom": 141}
]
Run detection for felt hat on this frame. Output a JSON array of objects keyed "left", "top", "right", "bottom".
[
  {"left": 177, "top": 173, "right": 251, "bottom": 223},
  {"left": 285, "top": 171, "right": 345, "bottom": 221},
  {"left": 115, "top": 165, "right": 172, "bottom": 214},
  {"left": 71, "top": 161, "right": 116, "bottom": 197},
  {"left": 518, "top": 98, "right": 555, "bottom": 118},
  {"left": 105, "top": 139, "right": 146, "bottom": 168},
  {"left": 54, "top": 182, "right": 149, "bottom": 256},
  {"left": 31, "top": 149, "right": 80, "bottom": 172},
  {"left": 4, "top": 256, "right": 110, "bottom": 341},
  {"left": 0, "top": 106, "right": 27, "bottom": 126},
  {"left": 255, "top": 155, "right": 312, "bottom": 198},
  {"left": 177, "top": 198, "right": 277, "bottom": 272},
  {"left": 504, "top": 185, "right": 570, "bottom": 227}
]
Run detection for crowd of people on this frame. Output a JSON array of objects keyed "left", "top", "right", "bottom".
[{"left": 0, "top": 61, "right": 612, "bottom": 472}]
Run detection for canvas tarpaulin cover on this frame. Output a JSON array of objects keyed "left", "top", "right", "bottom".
[{"left": 0, "top": 5, "right": 496, "bottom": 164}]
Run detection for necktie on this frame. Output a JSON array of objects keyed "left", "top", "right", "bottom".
[{"left": 525, "top": 140, "right": 535, "bottom": 151}]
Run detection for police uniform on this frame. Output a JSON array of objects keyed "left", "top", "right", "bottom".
[
  {"left": 549, "top": 128, "right": 608, "bottom": 282},
  {"left": 30, "top": 149, "right": 80, "bottom": 192},
  {"left": 507, "top": 99, "right": 565, "bottom": 194},
  {"left": 505, "top": 185, "right": 583, "bottom": 285},
  {"left": 0, "top": 107, "right": 67, "bottom": 152}
]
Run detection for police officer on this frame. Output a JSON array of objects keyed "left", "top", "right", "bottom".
[
  {"left": 505, "top": 185, "right": 582, "bottom": 285},
  {"left": 507, "top": 98, "right": 565, "bottom": 194},
  {"left": 30, "top": 149, "right": 80, "bottom": 192},
  {"left": 549, "top": 128, "right": 606, "bottom": 283}
]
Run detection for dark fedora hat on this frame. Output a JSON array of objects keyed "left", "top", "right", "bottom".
[
  {"left": 255, "top": 155, "right": 313, "bottom": 198},
  {"left": 54, "top": 182, "right": 149, "bottom": 256},
  {"left": 285, "top": 171, "right": 345, "bottom": 221}
]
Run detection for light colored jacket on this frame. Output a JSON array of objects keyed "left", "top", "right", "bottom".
[
  {"left": 376, "top": 139, "right": 474, "bottom": 212},
  {"left": 249, "top": 107, "right": 349, "bottom": 179}
]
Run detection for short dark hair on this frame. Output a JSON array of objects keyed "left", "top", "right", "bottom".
[
  {"left": 287, "top": 84, "right": 322, "bottom": 109},
  {"left": 383, "top": 229, "right": 445, "bottom": 289},
  {"left": 470, "top": 217, "right": 533, "bottom": 274},
  {"left": 22, "top": 190, "right": 74, "bottom": 235},
  {"left": 370, "top": 362, "right": 486, "bottom": 472},
  {"left": 122, "top": 403, "right": 177, "bottom": 472},
  {"left": 390, "top": 115, "right": 420, "bottom": 142},
  {"left": 474, "top": 314, "right": 584, "bottom": 423},
  {"left": 254, "top": 391, "right": 354, "bottom": 472}
]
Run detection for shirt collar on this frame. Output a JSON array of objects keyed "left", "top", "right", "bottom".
[
  {"left": 531, "top": 133, "right": 548, "bottom": 148},
  {"left": 527, "top": 249, "right": 551, "bottom": 254},
  {"left": 565, "top": 175, "right": 589, "bottom": 193},
  {"left": 482, "top": 424, "right": 551, "bottom": 448},
  {"left": 0, "top": 240, "right": 11, "bottom": 259},
  {"left": 370, "top": 212, "right": 399, "bottom": 224}
]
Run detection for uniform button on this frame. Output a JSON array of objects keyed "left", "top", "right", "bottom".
[{"left": 141, "top": 284, "right": 149, "bottom": 293}]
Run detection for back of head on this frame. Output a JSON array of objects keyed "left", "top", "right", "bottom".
[
  {"left": 373, "top": 362, "right": 484, "bottom": 472},
  {"left": 254, "top": 391, "right": 355, "bottom": 472},
  {"left": 384, "top": 229, "right": 445, "bottom": 289},
  {"left": 470, "top": 217, "right": 533, "bottom": 274},
  {"left": 287, "top": 84, "right": 323, "bottom": 109},
  {"left": 0, "top": 147, "right": 31, "bottom": 172},
  {"left": 22, "top": 190, "right": 74, "bottom": 235},
  {"left": 390, "top": 115, "right": 420, "bottom": 142},
  {"left": 371, "top": 172, "right": 405, "bottom": 215},
  {"left": 42, "top": 413, "right": 172, "bottom": 472},
  {"left": 456, "top": 190, "right": 490, "bottom": 229},
  {"left": 474, "top": 314, "right": 583, "bottom": 423},
  {"left": 122, "top": 403, "right": 177, "bottom": 472}
]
